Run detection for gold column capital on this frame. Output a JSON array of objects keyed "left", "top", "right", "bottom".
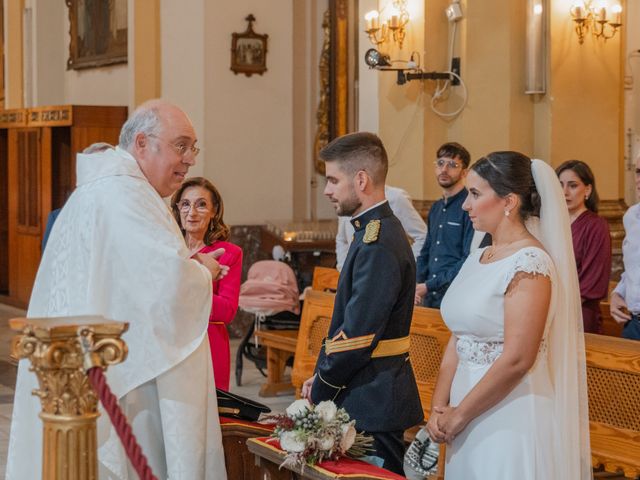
[{"left": 11, "top": 315, "right": 129, "bottom": 479}]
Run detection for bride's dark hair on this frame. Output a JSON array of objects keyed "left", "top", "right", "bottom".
[{"left": 471, "top": 151, "right": 541, "bottom": 221}]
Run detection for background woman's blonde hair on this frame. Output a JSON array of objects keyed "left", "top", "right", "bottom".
[{"left": 170, "top": 177, "right": 230, "bottom": 244}]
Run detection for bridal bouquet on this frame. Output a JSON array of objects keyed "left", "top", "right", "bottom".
[{"left": 264, "top": 399, "right": 373, "bottom": 469}]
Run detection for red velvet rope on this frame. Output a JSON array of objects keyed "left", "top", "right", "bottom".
[{"left": 87, "top": 367, "right": 158, "bottom": 480}]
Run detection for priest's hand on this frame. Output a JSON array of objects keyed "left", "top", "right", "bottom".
[
  {"left": 415, "top": 283, "right": 427, "bottom": 305},
  {"left": 195, "top": 248, "right": 230, "bottom": 281},
  {"left": 301, "top": 374, "right": 316, "bottom": 401},
  {"left": 610, "top": 292, "right": 631, "bottom": 324}
]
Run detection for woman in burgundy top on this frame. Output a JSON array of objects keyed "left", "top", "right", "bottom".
[
  {"left": 171, "top": 177, "right": 242, "bottom": 390},
  {"left": 557, "top": 160, "right": 611, "bottom": 333}
]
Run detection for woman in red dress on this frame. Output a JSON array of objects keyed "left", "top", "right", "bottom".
[
  {"left": 171, "top": 177, "right": 242, "bottom": 390},
  {"left": 557, "top": 160, "right": 611, "bottom": 333}
]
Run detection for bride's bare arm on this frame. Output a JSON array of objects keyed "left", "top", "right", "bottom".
[
  {"left": 437, "top": 271, "right": 551, "bottom": 442},
  {"left": 425, "top": 335, "right": 458, "bottom": 443}
]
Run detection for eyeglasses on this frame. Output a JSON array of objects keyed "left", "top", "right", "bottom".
[
  {"left": 148, "top": 134, "right": 200, "bottom": 158},
  {"left": 178, "top": 199, "right": 211, "bottom": 213},
  {"left": 434, "top": 158, "right": 462, "bottom": 170}
]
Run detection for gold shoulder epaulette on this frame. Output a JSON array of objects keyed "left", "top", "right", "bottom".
[{"left": 363, "top": 219, "right": 381, "bottom": 244}]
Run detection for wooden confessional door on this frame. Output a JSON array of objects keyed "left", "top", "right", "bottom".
[
  {"left": 7, "top": 127, "right": 51, "bottom": 306},
  {"left": 0, "top": 129, "right": 8, "bottom": 295}
]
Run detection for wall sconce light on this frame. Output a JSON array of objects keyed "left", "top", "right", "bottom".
[
  {"left": 570, "top": 1, "right": 622, "bottom": 44},
  {"left": 364, "top": 1, "right": 410, "bottom": 49},
  {"left": 364, "top": 48, "right": 451, "bottom": 85}
]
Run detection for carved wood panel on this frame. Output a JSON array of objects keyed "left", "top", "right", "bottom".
[{"left": 16, "top": 129, "right": 41, "bottom": 234}]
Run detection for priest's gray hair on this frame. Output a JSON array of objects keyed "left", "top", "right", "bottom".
[{"left": 118, "top": 105, "right": 162, "bottom": 151}]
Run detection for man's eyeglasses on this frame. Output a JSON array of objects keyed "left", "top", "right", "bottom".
[
  {"left": 148, "top": 134, "right": 200, "bottom": 158},
  {"left": 178, "top": 199, "right": 211, "bottom": 213},
  {"left": 434, "top": 158, "right": 462, "bottom": 170}
]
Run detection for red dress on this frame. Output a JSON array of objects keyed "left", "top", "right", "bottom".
[
  {"left": 571, "top": 210, "right": 611, "bottom": 333},
  {"left": 197, "top": 241, "right": 243, "bottom": 391}
]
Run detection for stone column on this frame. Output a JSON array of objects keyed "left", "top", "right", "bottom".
[{"left": 11, "top": 316, "right": 128, "bottom": 480}]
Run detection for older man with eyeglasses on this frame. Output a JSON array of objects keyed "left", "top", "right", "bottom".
[
  {"left": 7, "top": 100, "right": 228, "bottom": 479},
  {"left": 415, "top": 142, "right": 488, "bottom": 308}
]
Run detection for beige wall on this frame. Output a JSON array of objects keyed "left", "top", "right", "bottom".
[
  {"left": 201, "top": 1, "right": 295, "bottom": 224},
  {"left": 368, "top": 0, "right": 625, "bottom": 200},
  {"left": 365, "top": 0, "right": 426, "bottom": 200},
  {"left": 544, "top": 0, "right": 622, "bottom": 200}
]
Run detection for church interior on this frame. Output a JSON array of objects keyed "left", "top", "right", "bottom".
[{"left": 0, "top": 0, "right": 639, "bottom": 478}]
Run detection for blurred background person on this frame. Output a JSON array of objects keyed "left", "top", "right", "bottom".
[
  {"left": 172, "top": 177, "right": 243, "bottom": 390},
  {"left": 610, "top": 154, "right": 640, "bottom": 340},
  {"left": 557, "top": 160, "right": 611, "bottom": 334}
]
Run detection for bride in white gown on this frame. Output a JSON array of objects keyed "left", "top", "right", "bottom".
[{"left": 425, "top": 152, "right": 591, "bottom": 479}]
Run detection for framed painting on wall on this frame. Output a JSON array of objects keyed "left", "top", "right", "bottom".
[
  {"left": 231, "top": 14, "right": 268, "bottom": 77},
  {"left": 66, "top": 0, "right": 128, "bottom": 70}
]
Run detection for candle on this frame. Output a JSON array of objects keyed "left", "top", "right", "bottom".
[
  {"left": 611, "top": 4, "right": 622, "bottom": 24},
  {"left": 597, "top": 7, "right": 606, "bottom": 22},
  {"left": 571, "top": 4, "right": 584, "bottom": 20},
  {"left": 390, "top": 15, "right": 399, "bottom": 28},
  {"left": 364, "top": 10, "right": 379, "bottom": 31}
]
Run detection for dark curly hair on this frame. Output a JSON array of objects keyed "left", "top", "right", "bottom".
[
  {"left": 471, "top": 151, "right": 541, "bottom": 221},
  {"left": 555, "top": 160, "right": 599, "bottom": 213},
  {"left": 170, "top": 177, "right": 230, "bottom": 244}
]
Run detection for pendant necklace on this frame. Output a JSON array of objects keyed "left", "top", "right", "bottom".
[{"left": 486, "top": 242, "right": 512, "bottom": 260}]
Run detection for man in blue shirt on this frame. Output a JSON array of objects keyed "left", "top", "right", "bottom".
[{"left": 415, "top": 142, "right": 475, "bottom": 308}]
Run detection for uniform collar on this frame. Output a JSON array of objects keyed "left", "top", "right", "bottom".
[{"left": 350, "top": 200, "right": 392, "bottom": 231}]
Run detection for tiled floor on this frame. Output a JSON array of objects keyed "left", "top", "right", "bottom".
[{"left": 0, "top": 303, "right": 294, "bottom": 478}]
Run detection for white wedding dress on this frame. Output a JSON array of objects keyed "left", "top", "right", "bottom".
[{"left": 440, "top": 246, "right": 559, "bottom": 479}]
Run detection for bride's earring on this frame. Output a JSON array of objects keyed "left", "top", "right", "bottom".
[{"left": 504, "top": 210, "right": 510, "bottom": 217}]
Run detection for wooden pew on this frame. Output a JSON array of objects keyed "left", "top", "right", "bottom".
[
  {"left": 254, "top": 329, "right": 298, "bottom": 397},
  {"left": 585, "top": 333, "right": 640, "bottom": 479},
  {"left": 290, "top": 293, "right": 449, "bottom": 479},
  {"left": 600, "top": 301, "right": 623, "bottom": 338},
  {"left": 221, "top": 418, "right": 276, "bottom": 479},
  {"left": 600, "top": 281, "right": 623, "bottom": 338},
  {"left": 311, "top": 266, "right": 340, "bottom": 292},
  {"left": 253, "top": 268, "right": 339, "bottom": 397},
  {"left": 408, "top": 306, "right": 452, "bottom": 420},
  {"left": 290, "top": 291, "right": 451, "bottom": 421},
  {"left": 291, "top": 290, "right": 335, "bottom": 397}
]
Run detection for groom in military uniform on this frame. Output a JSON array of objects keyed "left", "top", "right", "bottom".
[{"left": 302, "top": 132, "right": 423, "bottom": 475}]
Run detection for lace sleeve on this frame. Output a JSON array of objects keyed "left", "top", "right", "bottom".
[{"left": 501, "top": 247, "right": 553, "bottom": 294}]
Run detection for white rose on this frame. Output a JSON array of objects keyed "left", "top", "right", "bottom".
[
  {"left": 280, "top": 431, "right": 306, "bottom": 453},
  {"left": 339, "top": 423, "right": 356, "bottom": 451},
  {"left": 315, "top": 401, "right": 338, "bottom": 423},
  {"left": 319, "top": 435, "right": 335, "bottom": 451},
  {"left": 286, "top": 399, "right": 311, "bottom": 418}
]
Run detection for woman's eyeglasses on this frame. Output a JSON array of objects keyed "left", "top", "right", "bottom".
[{"left": 178, "top": 199, "right": 210, "bottom": 213}]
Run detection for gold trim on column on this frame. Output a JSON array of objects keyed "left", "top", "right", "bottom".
[
  {"left": 134, "top": 0, "right": 161, "bottom": 106},
  {"left": 11, "top": 316, "right": 128, "bottom": 480}
]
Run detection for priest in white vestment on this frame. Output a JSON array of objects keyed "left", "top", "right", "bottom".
[{"left": 6, "top": 101, "right": 228, "bottom": 479}]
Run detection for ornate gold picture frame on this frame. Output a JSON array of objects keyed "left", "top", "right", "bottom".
[
  {"left": 66, "top": 0, "right": 128, "bottom": 70},
  {"left": 314, "top": 0, "right": 350, "bottom": 175}
]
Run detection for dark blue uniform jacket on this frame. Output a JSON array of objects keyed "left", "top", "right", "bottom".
[{"left": 311, "top": 201, "right": 424, "bottom": 432}]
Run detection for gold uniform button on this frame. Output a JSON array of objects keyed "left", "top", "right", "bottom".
[{"left": 354, "top": 220, "right": 361, "bottom": 228}]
